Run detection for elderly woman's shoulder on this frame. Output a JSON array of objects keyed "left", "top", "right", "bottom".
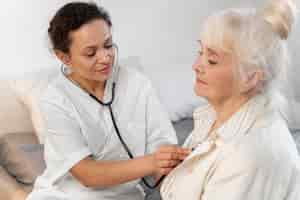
[{"left": 230, "top": 115, "right": 299, "bottom": 171}]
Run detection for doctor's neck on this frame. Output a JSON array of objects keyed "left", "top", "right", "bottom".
[{"left": 67, "top": 73, "right": 106, "bottom": 100}]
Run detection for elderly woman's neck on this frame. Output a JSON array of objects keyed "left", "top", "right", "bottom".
[{"left": 209, "top": 94, "right": 252, "bottom": 130}]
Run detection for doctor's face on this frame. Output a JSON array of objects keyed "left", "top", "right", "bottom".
[
  {"left": 192, "top": 41, "right": 240, "bottom": 104},
  {"left": 61, "top": 19, "right": 115, "bottom": 82}
]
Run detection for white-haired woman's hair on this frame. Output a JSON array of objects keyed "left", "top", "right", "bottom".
[{"left": 200, "top": 0, "right": 298, "bottom": 117}]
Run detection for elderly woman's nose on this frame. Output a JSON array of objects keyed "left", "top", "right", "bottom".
[{"left": 193, "top": 56, "right": 203, "bottom": 72}]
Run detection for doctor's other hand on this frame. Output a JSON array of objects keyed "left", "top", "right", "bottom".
[{"left": 151, "top": 145, "right": 191, "bottom": 176}]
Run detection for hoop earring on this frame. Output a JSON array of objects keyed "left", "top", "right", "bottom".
[{"left": 61, "top": 64, "right": 73, "bottom": 75}]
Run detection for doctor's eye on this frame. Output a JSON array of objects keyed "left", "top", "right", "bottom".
[
  {"left": 208, "top": 60, "right": 217, "bottom": 65},
  {"left": 86, "top": 52, "right": 96, "bottom": 57}
]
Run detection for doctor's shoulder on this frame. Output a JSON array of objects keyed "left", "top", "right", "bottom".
[{"left": 38, "top": 75, "right": 74, "bottom": 113}]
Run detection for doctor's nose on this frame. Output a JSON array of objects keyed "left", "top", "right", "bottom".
[{"left": 96, "top": 48, "right": 114, "bottom": 63}]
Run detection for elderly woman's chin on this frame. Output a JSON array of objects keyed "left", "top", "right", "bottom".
[{"left": 194, "top": 82, "right": 209, "bottom": 98}]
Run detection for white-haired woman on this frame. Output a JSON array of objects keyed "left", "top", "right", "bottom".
[{"left": 160, "top": 0, "right": 300, "bottom": 199}]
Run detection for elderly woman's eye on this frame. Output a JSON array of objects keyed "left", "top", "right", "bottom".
[
  {"left": 197, "top": 51, "right": 203, "bottom": 55},
  {"left": 104, "top": 44, "right": 113, "bottom": 49}
]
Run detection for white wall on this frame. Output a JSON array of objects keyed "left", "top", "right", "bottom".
[
  {"left": 1, "top": 0, "right": 299, "bottom": 100},
  {"left": 101, "top": 0, "right": 300, "bottom": 98},
  {"left": 0, "top": 0, "right": 93, "bottom": 79},
  {"left": 101, "top": 0, "right": 259, "bottom": 66}
]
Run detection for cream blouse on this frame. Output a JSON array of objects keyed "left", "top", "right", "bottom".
[{"left": 161, "top": 94, "right": 300, "bottom": 200}]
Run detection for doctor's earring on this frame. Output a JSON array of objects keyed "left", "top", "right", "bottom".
[{"left": 61, "top": 64, "right": 73, "bottom": 75}]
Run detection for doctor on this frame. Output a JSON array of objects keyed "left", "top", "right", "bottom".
[{"left": 26, "top": 2, "right": 190, "bottom": 200}]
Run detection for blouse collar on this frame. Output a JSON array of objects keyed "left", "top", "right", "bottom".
[{"left": 193, "top": 94, "right": 271, "bottom": 145}]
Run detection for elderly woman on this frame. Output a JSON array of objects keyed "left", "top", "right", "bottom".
[{"left": 161, "top": 0, "right": 300, "bottom": 199}]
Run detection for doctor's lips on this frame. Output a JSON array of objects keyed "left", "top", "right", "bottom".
[{"left": 95, "top": 65, "right": 112, "bottom": 74}]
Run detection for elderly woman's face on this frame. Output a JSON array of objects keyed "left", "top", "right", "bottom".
[
  {"left": 65, "top": 19, "right": 114, "bottom": 82},
  {"left": 192, "top": 41, "right": 239, "bottom": 103}
]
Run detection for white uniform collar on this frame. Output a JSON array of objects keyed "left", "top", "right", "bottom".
[{"left": 60, "top": 71, "right": 115, "bottom": 105}]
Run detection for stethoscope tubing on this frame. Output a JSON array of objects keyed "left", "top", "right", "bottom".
[{"left": 61, "top": 62, "right": 164, "bottom": 189}]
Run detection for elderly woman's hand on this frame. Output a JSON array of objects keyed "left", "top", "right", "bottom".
[{"left": 151, "top": 145, "right": 191, "bottom": 177}]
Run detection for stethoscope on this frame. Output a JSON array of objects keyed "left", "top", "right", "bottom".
[{"left": 61, "top": 43, "right": 165, "bottom": 189}]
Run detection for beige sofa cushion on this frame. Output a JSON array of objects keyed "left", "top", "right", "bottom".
[
  {"left": 10, "top": 68, "right": 59, "bottom": 144},
  {"left": 0, "top": 132, "right": 45, "bottom": 185},
  {"left": 0, "top": 81, "right": 34, "bottom": 138},
  {"left": 0, "top": 165, "right": 30, "bottom": 200}
]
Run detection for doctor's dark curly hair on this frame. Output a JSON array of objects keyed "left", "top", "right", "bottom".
[{"left": 48, "top": 2, "right": 112, "bottom": 53}]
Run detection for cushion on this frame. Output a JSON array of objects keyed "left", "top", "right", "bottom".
[
  {"left": 0, "top": 81, "right": 34, "bottom": 138},
  {"left": 0, "top": 165, "right": 30, "bottom": 200},
  {"left": 10, "top": 67, "right": 59, "bottom": 144},
  {"left": 173, "top": 118, "right": 194, "bottom": 145},
  {"left": 0, "top": 132, "right": 45, "bottom": 185},
  {"left": 291, "top": 130, "right": 300, "bottom": 153}
]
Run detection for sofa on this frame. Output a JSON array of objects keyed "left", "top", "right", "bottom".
[{"left": 0, "top": 64, "right": 300, "bottom": 200}]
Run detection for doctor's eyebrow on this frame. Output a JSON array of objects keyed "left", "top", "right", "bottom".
[{"left": 82, "top": 36, "right": 113, "bottom": 51}]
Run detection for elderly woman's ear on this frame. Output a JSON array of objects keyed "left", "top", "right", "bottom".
[{"left": 240, "top": 70, "right": 265, "bottom": 94}]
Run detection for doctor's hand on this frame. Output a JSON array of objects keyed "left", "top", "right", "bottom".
[{"left": 151, "top": 145, "right": 191, "bottom": 177}]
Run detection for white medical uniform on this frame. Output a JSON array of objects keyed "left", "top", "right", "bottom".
[
  {"left": 26, "top": 67, "right": 177, "bottom": 200},
  {"left": 161, "top": 94, "right": 300, "bottom": 200}
]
